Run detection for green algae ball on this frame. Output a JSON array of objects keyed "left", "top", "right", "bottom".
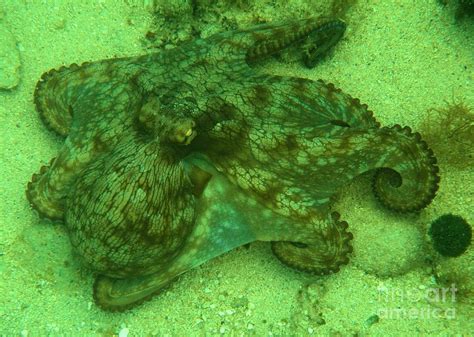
[{"left": 429, "top": 214, "right": 472, "bottom": 257}]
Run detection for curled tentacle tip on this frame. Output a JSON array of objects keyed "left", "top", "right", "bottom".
[
  {"left": 271, "top": 213, "right": 353, "bottom": 275},
  {"left": 373, "top": 124, "right": 440, "bottom": 212}
]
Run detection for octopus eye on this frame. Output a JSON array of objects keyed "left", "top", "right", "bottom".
[{"left": 170, "top": 119, "right": 197, "bottom": 145}]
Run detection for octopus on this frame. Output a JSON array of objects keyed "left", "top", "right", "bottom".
[{"left": 26, "top": 17, "right": 440, "bottom": 311}]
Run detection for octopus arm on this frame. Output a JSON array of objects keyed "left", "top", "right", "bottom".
[
  {"left": 301, "top": 125, "right": 439, "bottom": 212},
  {"left": 193, "top": 77, "right": 380, "bottom": 214},
  {"left": 28, "top": 59, "right": 149, "bottom": 220},
  {"left": 33, "top": 56, "right": 146, "bottom": 136},
  {"left": 371, "top": 125, "right": 439, "bottom": 212},
  {"left": 26, "top": 92, "right": 143, "bottom": 220},
  {"left": 200, "top": 18, "right": 346, "bottom": 73},
  {"left": 271, "top": 212, "right": 353, "bottom": 274}
]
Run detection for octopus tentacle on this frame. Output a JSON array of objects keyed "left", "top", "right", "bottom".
[
  {"left": 192, "top": 77, "right": 381, "bottom": 216},
  {"left": 271, "top": 212, "right": 353, "bottom": 274},
  {"left": 25, "top": 158, "right": 64, "bottom": 220},
  {"left": 193, "top": 17, "right": 345, "bottom": 76},
  {"left": 26, "top": 129, "right": 116, "bottom": 220},
  {"left": 93, "top": 273, "right": 174, "bottom": 312},
  {"left": 34, "top": 64, "right": 81, "bottom": 136},
  {"left": 195, "top": 119, "right": 438, "bottom": 230},
  {"left": 29, "top": 80, "right": 145, "bottom": 221},
  {"left": 34, "top": 57, "right": 146, "bottom": 136},
  {"left": 245, "top": 18, "right": 346, "bottom": 66},
  {"left": 372, "top": 125, "right": 440, "bottom": 212},
  {"left": 26, "top": 142, "right": 83, "bottom": 220},
  {"left": 136, "top": 18, "right": 347, "bottom": 113},
  {"left": 302, "top": 20, "right": 347, "bottom": 68},
  {"left": 298, "top": 125, "right": 439, "bottom": 213}
]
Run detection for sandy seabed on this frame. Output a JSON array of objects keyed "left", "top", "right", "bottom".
[{"left": 0, "top": 1, "right": 473, "bottom": 336}]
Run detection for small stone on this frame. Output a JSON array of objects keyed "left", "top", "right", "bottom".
[
  {"left": 118, "top": 327, "right": 129, "bottom": 337},
  {"left": 231, "top": 296, "right": 249, "bottom": 308},
  {"left": 53, "top": 18, "right": 66, "bottom": 30},
  {"left": 0, "top": 24, "right": 21, "bottom": 89},
  {"left": 365, "top": 314, "right": 380, "bottom": 327},
  {"left": 195, "top": 318, "right": 203, "bottom": 325}
]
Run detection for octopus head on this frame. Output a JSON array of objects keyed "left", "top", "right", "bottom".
[{"left": 136, "top": 97, "right": 197, "bottom": 146}]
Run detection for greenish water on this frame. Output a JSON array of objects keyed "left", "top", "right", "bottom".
[{"left": 0, "top": 1, "right": 472, "bottom": 335}]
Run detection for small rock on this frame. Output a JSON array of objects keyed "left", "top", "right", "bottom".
[
  {"left": 0, "top": 24, "right": 21, "bottom": 89},
  {"left": 231, "top": 296, "right": 249, "bottom": 308},
  {"left": 53, "top": 18, "right": 66, "bottom": 30},
  {"left": 365, "top": 314, "right": 380, "bottom": 327},
  {"left": 118, "top": 327, "right": 129, "bottom": 337}
]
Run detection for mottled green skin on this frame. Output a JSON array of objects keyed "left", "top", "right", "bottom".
[{"left": 27, "top": 18, "right": 439, "bottom": 311}]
